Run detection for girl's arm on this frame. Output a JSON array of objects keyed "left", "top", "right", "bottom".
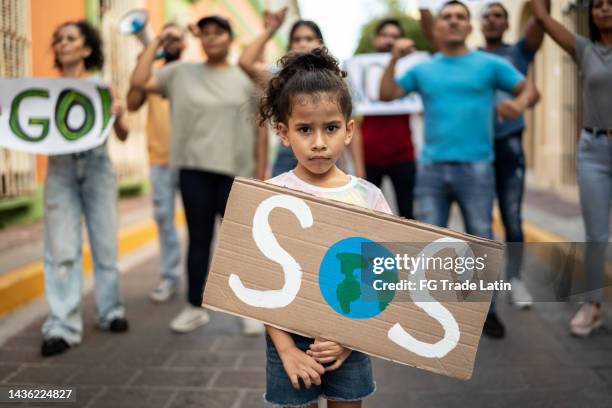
[
  {"left": 530, "top": 0, "right": 576, "bottom": 57},
  {"left": 239, "top": 8, "right": 287, "bottom": 88},
  {"left": 266, "top": 325, "right": 325, "bottom": 389}
]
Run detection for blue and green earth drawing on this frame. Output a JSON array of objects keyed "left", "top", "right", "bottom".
[{"left": 318, "top": 237, "right": 398, "bottom": 319}]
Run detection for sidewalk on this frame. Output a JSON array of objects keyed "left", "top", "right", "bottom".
[
  {"left": 1, "top": 186, "right": 611, "bottom": 407},
  {"left": 0, "top": 238, "right": 611, "bottom": 407},
  {"left": 0, "top": 195, "right": 184, "bottom": 317},
  {"left": 0, "top": 195, "right": 155, "bottom": 278}
]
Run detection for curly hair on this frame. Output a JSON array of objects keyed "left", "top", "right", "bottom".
[
  {"left": 52, "top": 20, "right": 104, "bottom": 71},
  {"left": 258, "top": 47, "right": 352, "bottom": 127}
]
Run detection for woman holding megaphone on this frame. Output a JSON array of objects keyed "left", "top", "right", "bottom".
[
  {"left": 128, "top": 16, "right": 264, "bottom": 334},
  {"left": 41, "top": 20, "right": 130, "bottom": 357}
]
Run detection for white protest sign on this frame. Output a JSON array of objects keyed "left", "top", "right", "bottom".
[
  {"left": 0, "top": 78, "right": 115, "bottom": 155},
  {"left": 344, "top": 52, "right": 430, "bottom": 116}
]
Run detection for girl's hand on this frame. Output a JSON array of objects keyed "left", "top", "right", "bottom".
[
  {"left": 307, "top": 340, "right": 353, "bottom": 371},
  {"left": 278, "top": 346, "right": 325, "bottom": 390}
]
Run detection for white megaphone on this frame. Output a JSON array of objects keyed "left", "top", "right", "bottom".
[{"left": 119, "top": 9, "right": 152, "bottom": 46}]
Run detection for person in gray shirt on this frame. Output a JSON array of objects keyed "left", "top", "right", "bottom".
[
  {"left": 532, "top": 0, "right": 612, "bottom": 336},
  {"left": 129, "top": 15, "right": 265, "bottom": 335}
]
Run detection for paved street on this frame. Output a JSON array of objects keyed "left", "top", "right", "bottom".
[{"left": 0, "top": 244, "right": 611, "bottom": 408}]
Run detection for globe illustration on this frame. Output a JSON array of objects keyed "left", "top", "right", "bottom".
[{"left": 319, "top": 237, "right": 398, "bottom": 319}]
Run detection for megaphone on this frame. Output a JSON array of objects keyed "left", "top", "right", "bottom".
[{"left": 119, "top": 9, "right": 152, "bottom": 46}]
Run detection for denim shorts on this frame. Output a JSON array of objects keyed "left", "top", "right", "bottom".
[{"left": 264, "top": 333, "right": 375, "bottom": 407}]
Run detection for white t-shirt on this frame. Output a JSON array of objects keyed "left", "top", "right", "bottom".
[{"left": 267, "top": 170, "right": 392, "bottom": 214}]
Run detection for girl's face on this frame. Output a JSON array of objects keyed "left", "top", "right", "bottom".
[
  {"left": 290, "top": 26, "right": 322, "bottom": 53},
  {"left": 52, "top": 25, "right": 90, "bottom": 70},
  {"left": 278, "top": 93, "right": 354, "bottom": 178},
  {"left": 199, "top": 23, "right": 232, "bottom": 60},
  {"left": 592, "top": 0, "right": 612, "bottom": 32}
]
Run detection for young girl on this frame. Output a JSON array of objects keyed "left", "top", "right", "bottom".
[{"left": 259, "top": 47, "right": 391, "bottom": 408}]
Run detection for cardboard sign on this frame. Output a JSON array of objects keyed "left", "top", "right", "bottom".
[
  {"left": 203, "top": 178, "right": 504, "bottom": 380},
  {"left": 0, "top": 78, "right": 114, "bottom": 155},
  {"left": 344, "top": 52, "right": 430, "bottom": 116}
]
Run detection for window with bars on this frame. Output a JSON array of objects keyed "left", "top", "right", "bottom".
[{"left": 0, "top": 0, "right": 37, "bottom": 199}]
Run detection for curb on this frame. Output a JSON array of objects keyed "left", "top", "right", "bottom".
[
  {"left": 0, "top": 211, "right": 185, "bottom": 318},
  {"left": 0, "top": 209, "right": 592, "bottom": 318}
]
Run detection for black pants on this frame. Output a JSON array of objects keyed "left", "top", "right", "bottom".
[
  {"left": 365, "top": 160, "right": 416, "bottom": 219},
  {"left": 179, "top": 169, "right": 233, "bottom": 306},
  {"left": 493, "top": 132, "right": 525, "bottom": 280}
]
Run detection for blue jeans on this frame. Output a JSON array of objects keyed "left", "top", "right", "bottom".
[
  {"left": 494, "top": 133, "right": 525, "bottom": 280},
  {"left": 265, "top": 334, "right": 375, "bottom": 406},
  {"left": 42, "top": 147, "right": 125, "bottom": 345},
  {"left": 577, "top": 129, "right": 612, "bottom": 303},
  {"left": 150, "top": 165, "right": 180, "bottom": 286},
  {"left": 415, "top": 162, "right": 495, "bottom": 239},
  {"left": 416, "top": 161, "right": 496, "bottom": 313},
  {"left": 272, "top": 145, "right": 297, "bottom": 177}
]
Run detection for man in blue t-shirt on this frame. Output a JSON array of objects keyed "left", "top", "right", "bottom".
[
  {"left": 419, "top": 1, "right": 549, "bottom": 311},
  {"left": 380, "top": 0, "right": 539, "bottom": 339}
]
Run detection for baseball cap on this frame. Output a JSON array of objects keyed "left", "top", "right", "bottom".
[{"left": 196, "top": 15, "right": 233, "bottom": 37}]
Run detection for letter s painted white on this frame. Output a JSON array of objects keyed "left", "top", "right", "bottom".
[
  {"left": 228, "top": 194, "right": 313, "bottom": 309},
  {"left": 388, "top": 237, "right": 473, "bottom": 358}
]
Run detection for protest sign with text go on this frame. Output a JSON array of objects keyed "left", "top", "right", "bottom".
[{"left": 0, "top": 78, "right": 114, "bottom": 155}]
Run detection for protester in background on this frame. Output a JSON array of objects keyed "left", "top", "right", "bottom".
[
  {"left": 380, "top": 0, "right": 540, "bottom": 339},
  {"left": 129, "top": 15, "right": 264, "bottom": 335},
  {"left": 420, "top": 1, "right": 548, "bottom": 309},
  {"left": 531, "top": 0, "right": 612, "bottom": 336},
  {"left": 357, "top": 18, "right": 417, "bottom": 219},
  {"left": 127, "top": 23, "right": 185, "bottom": 304},
  {"left": 239, "top": 10, "right": 366, "bottom": 178},
  {"left": 261, "top": 47, "right": 389, "bottom": 408},
  {"left": 41, "top": 20, "right": 130, "bottom": 357}
]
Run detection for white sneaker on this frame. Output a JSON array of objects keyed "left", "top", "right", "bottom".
[
  {"left": 149, "top": 279, "right": 177, "bottom": 303},
  {"left": 170, "top": 306, "right": 210, "bottom": 333},
  {"left": 241, "top": 318, "right": 265, "bottom": 336},
  {"left": 509, "top": 278, "right": 533, "bottom": 309}
]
